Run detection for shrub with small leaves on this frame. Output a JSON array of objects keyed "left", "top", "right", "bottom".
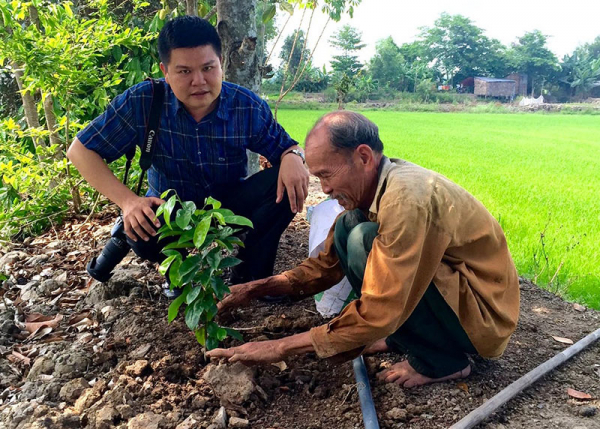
[{"left": 156, "top": 191, "right": 253, "bottom": 350}]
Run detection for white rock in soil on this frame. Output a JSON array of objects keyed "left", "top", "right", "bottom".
[
  {"left": 386, "top": 407, "right": 407, "bottom": 421},
  {"left": 212, "top": 406, "right": 227, "bottom": 429},
  {"left": 229, "top": 416, "right": 250, "bottom": 428},
  {"left": 59, "top": 378, "right": 90, "bottom": 403},
  {"left": 125, "top": 360, "right": 151, "bottom": 377},
  {"left": 96, "top": 406, "right": 119, "bottom": 429},
  {"left": 127, "top": 412, "right": 164, "bottom": 429},
  {"left": 203, "top": 362, "right": 255, "bottom": 404},
  {"left": 176, "top": 414, "right": 203, "bottom": 429},
  {"left": 27, "top": 356, "right": 55, "bottom": 381}
]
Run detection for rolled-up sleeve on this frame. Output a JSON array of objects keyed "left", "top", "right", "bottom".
[
  {"left": 309, "top": 200, "right": 451, "bottom": 359},
  {"left": 283, "top": 225, "right": 345, "bottom": 299}
]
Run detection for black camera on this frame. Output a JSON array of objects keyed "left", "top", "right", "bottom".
[{"left": 86, "top": 217, "right": 131, "bottom": 282}]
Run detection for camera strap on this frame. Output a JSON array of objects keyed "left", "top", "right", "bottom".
[{"left": 122, "top": 78, "right": 165, "bottom": 195}]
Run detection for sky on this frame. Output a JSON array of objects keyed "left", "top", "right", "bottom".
[{"left": 270, "top": 0, "right": 600, "bottom": 70}]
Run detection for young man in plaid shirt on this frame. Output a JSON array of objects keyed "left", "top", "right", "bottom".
[{"left": 67, "top": 16, "right": 308, "bottom": 288}]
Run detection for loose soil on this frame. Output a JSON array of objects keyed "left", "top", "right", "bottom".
[{"left": 1, "top": 178, "right": 599, "bottom": 429}]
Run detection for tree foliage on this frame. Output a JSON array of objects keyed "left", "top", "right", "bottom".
[
  {"left": 329, "top": 24, "right": 365, "bottom": 76},
  {"left": 507, "top": 30, "right": 559, "bottom": 96},
  {"left": 418, "top": 13, "right": 507, "bottom": 85},
  {"left": 157, "top": 193, "right": 251, "bottom": 350}
]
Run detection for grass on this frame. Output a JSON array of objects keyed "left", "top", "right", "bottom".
[{"left": 276, "top": 110, "right": 600, "bottom": 309}]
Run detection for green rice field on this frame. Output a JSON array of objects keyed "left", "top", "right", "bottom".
[{"left": 276, "top": 110, "right": 600, "bottom": 309}]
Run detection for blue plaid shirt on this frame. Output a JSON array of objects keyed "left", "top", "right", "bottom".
[{"left": 77, "top": 80, "right": 297, "bottom": 202}]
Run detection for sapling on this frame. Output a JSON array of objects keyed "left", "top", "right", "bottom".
[{"left": 156, "top": 191, "right": 252, "bottom": 350}]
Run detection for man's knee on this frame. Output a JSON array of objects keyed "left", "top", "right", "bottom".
[
  {"left": 335, "top": 209, "right": 367, "bottom": 235},
  {"left": 347, "top": 222, "right": 378, "bottom": 258}
]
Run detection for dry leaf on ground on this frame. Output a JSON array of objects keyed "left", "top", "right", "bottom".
[
  {"left": 567, "top": 388, "right": 592, "bottom": 400},
  {"left": 24, "top": 314, "right": 63, "bottom": 333},
  {"left": 552, "top": 336, "right": 574, "bottom": 345}
]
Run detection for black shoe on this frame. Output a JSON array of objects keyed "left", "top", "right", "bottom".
[{"left": 161, "top": 283, "right": 182, "bottom": 299}]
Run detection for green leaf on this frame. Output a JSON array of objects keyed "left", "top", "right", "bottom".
[
  {"left": 182, "top": 201, "right": 197, "bottom": 213},
  {"left": 193, "top": 216, "right": 212, "bottom": 248},
  {"left": 218, "top": 256, "right": 241, "bottom": 270},
  {"left": 280, "top": 1, "right": 294, "bottom": 15},
  {"left": 179, "top": 255, "right": 201, "bottom": 285},
  {"left": 215, "top": 239, "right": 233, "bottom": 251},
  {"left": 205, "top": 247, "right": 221, "bottom": 270},
  {"left": 210, "top": 276, "right": 230, "bottom": 300},
  {"left": 205, "top": 196, "right": 221, "bottom": 209},
  {"left": 195, "top": 327, "right": 206, "bottom": 346},
  {"left": 160, "top": 189, "right": 172, "bottom": 199},
  {"left": 158, "top": 230, "right": 182, "bottom": 241},
  {"left": 157, "top": 223, "right": 178, "bottom": 235},
  {"left": 185, "top": 299, "right": 203, "bottom": 330},
  {"left": 162, "top": 241, "right": 194, "bottom": 250},
  {"left": 225, "top": 236, "right": 245, "bottom": 248},
  {"left": 207, "top": 321, "right": 219, "bottom": 337},
  {"left": 212, "top": 212, "right": 225, "bottom": 225},
  {"left": 168, "top": 257, "right": 183, "bottom": 286},
  {"left": 158, "top": 254, "right": 176, "bottom": 276},
  {"left": 162, "top": 195, "right": 177, "bottom": 228},
  {"left": 262, "top": 4, "right": 276, "bottom": 23},
  {"left": 162, "top": 249, "right": 181, "bottom": 257},
  {"left": 197, "top": 269, "right": 211, "bottom": 287},
  {"left": 223, "top": 215, "right": 253, "bottom": 228},
  {"left": 206, "top": 336, "right": 219, "bottom": 351},
  {"left": 206, "top": 303, "right": 219, "bottom": 321},
  {"left": 111, "top": 45, "right": 123, "bottom": 62},
  {"left": 175, "top": 208, "right": 192, "bottom": 229},
  {"left": 216, "top": 327, "right": 228, "bottom": 341},
  {"left": 64, "top": 2, "right": 73, "bottom": 17},
  {"left": 177, "top": 228, "right": 195, "bottom": 244},
  {"left": 225, "top": 328, "right": 244, "bottom": 341},
  {"left": 167, "top": 284, "right": 190, "bottom": 322},
  {"left": 186, "top": 285, "right": 203, "bottom": 304}
]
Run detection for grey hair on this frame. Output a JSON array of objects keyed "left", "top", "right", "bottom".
[{"left": 307, "top": 111, "right": 384, "bottom": 154}]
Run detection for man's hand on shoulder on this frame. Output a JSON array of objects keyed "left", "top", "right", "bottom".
[
  {"left": 121, "top": 196, "right": 165, "bottom": 242},
  {"left": 277, "top": 147, "right": 309, "bottom": 213}
]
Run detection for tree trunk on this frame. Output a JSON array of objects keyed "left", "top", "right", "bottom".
[
  {"left": 42, "top": 93, "right": 63, "bottom": 159},
  {"left": 217, "top": 0, "right": 261, "bottom": 176},
  {"left": 14, "top": 67, "right": 46, "bottom": 153},
  {"left": 186, "top": 0, "right": 198, "bottom": 16}
]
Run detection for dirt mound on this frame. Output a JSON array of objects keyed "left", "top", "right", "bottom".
[{"left": 1, "top": 180, "right": 599, "bottom": 428}]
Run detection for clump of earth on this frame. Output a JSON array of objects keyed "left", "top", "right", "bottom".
[{"left": 1, "top": 178, "right": 599, "bottom": 428}]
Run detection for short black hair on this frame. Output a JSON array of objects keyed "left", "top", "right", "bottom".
[
  {"left": 308, "top": 111, "right": 384, "bottom": 154},
  {"left": 158, "top": 16, "right": 222, "bottom": 66}
]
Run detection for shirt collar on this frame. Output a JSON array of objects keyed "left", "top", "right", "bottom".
[
  {"left": 369, "top": 156, "right": 394, "bottom": 215},
  {"left": 166, "top": 80, "right": 230, "bottom": 122}
]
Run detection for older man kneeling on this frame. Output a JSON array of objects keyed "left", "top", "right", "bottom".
[{"left": 208, "top": 111, "right": 519, "bottom": 388}]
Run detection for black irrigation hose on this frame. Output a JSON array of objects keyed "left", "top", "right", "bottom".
[
  {"left": 353, "top": 356, "right": 380, "bottom": 429},
  {"left": 451, "top": 326, "right": 600, "bottom": 429}
]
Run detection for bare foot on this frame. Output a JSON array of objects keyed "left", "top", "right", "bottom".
[
  {"left": 363, "top": 338, "right": 390, "bottom": 355},
  {"left": 376, "top": 360, "right": 471, "bottom": 388}
]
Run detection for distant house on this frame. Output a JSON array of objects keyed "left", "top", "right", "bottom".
[
  {"left": 474, "top": 77, "right": 516, "bottom": 99},
  {"left": 505, "top": 73, "right": 528, "bottom": 96}
]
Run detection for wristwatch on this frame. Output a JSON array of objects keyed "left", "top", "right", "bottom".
[{"left": 285, "top": 149, "right": 306, "bottom": 164}]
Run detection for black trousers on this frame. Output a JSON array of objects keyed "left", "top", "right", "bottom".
[
  {"left": 333, "top": 209, "right": 477, "bottom": 378},
  {"left": 127, "top": 165, "right": 295, "bottom": 281}
]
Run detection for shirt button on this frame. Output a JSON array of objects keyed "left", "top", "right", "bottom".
[{"left": 299, "top": 290, "right": 304, "bottom": 295}]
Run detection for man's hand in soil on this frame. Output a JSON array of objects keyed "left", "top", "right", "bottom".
[
  {"left": 277, "top": 148, "right": 309, "bottom": 214},
  {"left": 217, "top": 282, "right": 255, "bottom": 320},
  {"left": 207, "top": 332, "right": 314, "bottom": 365},
  {"left": 218, "top": 275, "right": 295, "bottom": 320},
  {"left": 121, "top": 195, "right": 164, "bottom": 242}
]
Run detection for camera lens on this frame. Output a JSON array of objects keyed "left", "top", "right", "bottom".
[{"left": 87, "top": 236, "right": 131, "bottom": 282}]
